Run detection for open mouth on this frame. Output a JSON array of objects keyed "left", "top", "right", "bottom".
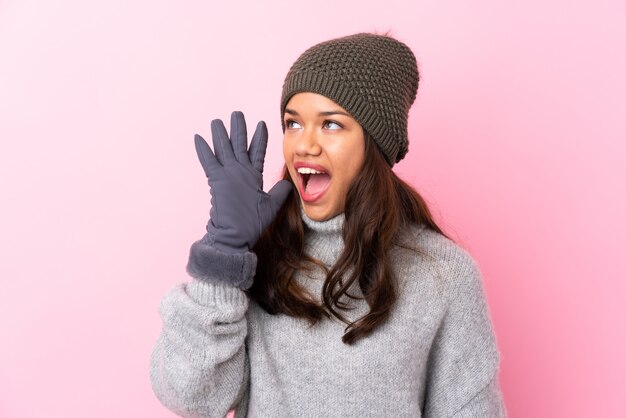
[{"left": 295, "top": 165, "right": 331, "bottom": 202}]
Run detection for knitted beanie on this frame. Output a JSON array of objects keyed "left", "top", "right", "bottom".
[{"left": 280, "top": 33, "right": 419, "bottom": 166}]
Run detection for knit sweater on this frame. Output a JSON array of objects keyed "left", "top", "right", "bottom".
[{"left": 150, "top": 212, "right": 506, "bottom": 417}]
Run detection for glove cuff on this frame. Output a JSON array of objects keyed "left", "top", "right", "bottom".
[{"left": 186, "top": 239, "right": 257, "bottom": 290}]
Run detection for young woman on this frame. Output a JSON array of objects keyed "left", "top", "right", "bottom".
[{"left": 150, "top": 33, "right": 506, "bottom": 417}]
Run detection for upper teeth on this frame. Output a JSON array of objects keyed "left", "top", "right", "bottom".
[{"left": 297, "top": 167, "right": 323, "bottom": 174}]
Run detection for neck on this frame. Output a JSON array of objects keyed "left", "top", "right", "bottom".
[{"left": 300, "top": 208, "right": 344, "bottom": 266}]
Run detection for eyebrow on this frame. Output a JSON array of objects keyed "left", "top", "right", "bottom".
[{"left": 284, "top": 108, "right": 351, "bottom": 117}]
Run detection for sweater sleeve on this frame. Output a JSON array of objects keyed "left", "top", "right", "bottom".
[
  {"left": 423, "top": 251, "right": 506, "bottom": 418},
  {"left": 149, "top": 266, "right": 251, "bottom": 417}
]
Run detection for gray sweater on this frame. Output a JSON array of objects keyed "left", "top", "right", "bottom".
[{"left": 150, "top": 212, "right": 506, "bottom": 417}]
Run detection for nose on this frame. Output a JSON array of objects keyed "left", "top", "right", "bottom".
[{"left": 294, "top": 127, "right": 322, "bottom": 156}]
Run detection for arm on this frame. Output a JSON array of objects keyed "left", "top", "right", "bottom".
[
  {"left": 453, "top": 373, "right": 506, "bottom": 417},
  {"left": 150, "top": 278, "right": 250, "bottom": 417},
  {"left": 150, "top": 112, "right": 291, "bottom": 417},
  {"left": 423, "top": 251, "right": 506, "bottom": 418}
]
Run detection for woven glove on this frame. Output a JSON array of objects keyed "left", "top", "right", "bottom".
[
  {"left": 186, "top": 111, "right": 292, "bottom": 289},
  {"left": 194, "top": 111, "right": 292, "bottom": 253}
]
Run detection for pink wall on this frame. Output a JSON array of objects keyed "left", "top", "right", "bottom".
[{"left": 1, "top": 0, "right": 624, "bottom": 417}]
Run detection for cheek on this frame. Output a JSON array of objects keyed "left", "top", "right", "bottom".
[
  {"left": 346, "top": 162, "right": 363, "bottom": 185},
  {"left": 282, "top": 137, "right": 289, "bottom": 160},
  {"left": 282, "top": 142, "right": 297, "bottom": 179},
  {"left": 283, "top": 138, "right": 297, "bottom": 171},
  {"left": 344, "top": 141, "right": 366, "bottom": 172},
  {"left": 346, "top": 151, "right": 366, "bottom": 185},
  {"left": 334, "top": 159, "right": 363, "bottom": 194},
  {"left": 328, "top": 145, "right": 361, "bottom": 167}
]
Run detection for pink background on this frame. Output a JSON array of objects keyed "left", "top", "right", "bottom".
[{"left": 1, "top": 0, "right": 624, "bottom": 417}]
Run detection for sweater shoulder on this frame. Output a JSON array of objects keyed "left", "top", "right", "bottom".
[
  {"left": 401, "top": 224, "right": 479, "bottom": 272},
  {"left": 394, "top": 224, "right": 483, "bottom": 295}
]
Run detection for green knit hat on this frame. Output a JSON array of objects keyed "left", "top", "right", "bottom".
[{"left": 280, "top": 33, "right": 419, "bottom": 166}]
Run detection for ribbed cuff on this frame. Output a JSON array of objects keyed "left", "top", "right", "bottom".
[
  {"left": 186, "top": 240, "right": 257, "bottom": 290},
  {"left": 185, "top": 279, "right": 249, "bottom": 307}
]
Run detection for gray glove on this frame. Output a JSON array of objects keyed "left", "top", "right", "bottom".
[{"left": 194, "top": 111, "right": 292, "bottom": 254}]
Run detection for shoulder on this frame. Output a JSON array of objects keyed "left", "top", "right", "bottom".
[
  {"left": 391, "top": 226, "right": 486, "bottom": 320},
  {"left": 393, "top": 224, "right": 486, "bottom": 304}
]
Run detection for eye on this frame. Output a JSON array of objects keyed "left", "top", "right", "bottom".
[
  {"left": 323, "top": 120, "right": 342, "bottom": 130},
  {"left": 285, "top": 119, "right": 301, "bottom": 129}
]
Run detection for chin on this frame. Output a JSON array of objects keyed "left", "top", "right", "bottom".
[{"left": 302, "top": 203, "right": 340, "bottom": 222}]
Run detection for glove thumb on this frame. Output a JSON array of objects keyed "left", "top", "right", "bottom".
[
  {"left": 258, "top": 180, "right": 293, "bottom": 235},
  {"left": 268, "top": 180, "right": 293, "bottom": 214},
  {"left": 250, "top": 180, "right": 292, "bottom": 235}
]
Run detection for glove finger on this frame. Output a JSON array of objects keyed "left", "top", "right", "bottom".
[
  {"left": 267, "top": 180, "right": 293, "bottom": 215},
  {"left": 210, "top": 118, "right": 235, "bottom": 166},
  {"left": 248, "top": 120, "right": 268, "bottom": 173},
  {"left": 194, "top": 134, "right": 221, "bottom": 177},
  {"left": 230, "top": 111, "right": 251, "bottom": 165}
]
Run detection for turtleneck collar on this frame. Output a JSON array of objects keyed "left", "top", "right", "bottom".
[
  {"left": 300, "top": 208, "right": 345, "bottom": 235},
  {"left": 300, "top": 208, "right": 345, "bottom": 266}
]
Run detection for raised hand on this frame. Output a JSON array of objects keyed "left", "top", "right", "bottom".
[{"left": 194, "top": 111, "right": 292, "bottom": 254}]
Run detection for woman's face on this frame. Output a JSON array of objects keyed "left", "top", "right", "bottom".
[{"left": 283, "top": 92, "right": 366, "bottom": 221}]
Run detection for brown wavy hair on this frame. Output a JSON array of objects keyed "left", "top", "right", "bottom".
[{"left": 251, "top": 134, "right": 449, "bottom": 344}]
